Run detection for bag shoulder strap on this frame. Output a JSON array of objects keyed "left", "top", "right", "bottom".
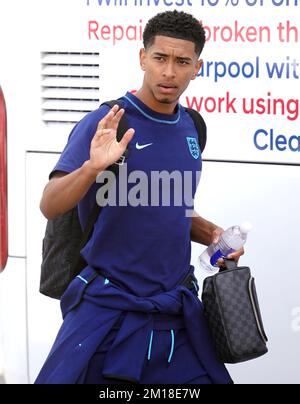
[
  {"left": 100, "top": 99, "right": 127, "bottom": 141},
  {"left": 77, "top": 99, "right": 130, "bottom": 251},
  {"left": 184, "top": 107, "right": 207, "bottom": 153}
]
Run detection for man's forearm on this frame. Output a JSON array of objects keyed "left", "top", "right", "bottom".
[
  {"left": 40, "top": 160, "right": 102, "bottom": 220},
  {"left": 190, "top": 213, "right": 221, "bottom": 246}
]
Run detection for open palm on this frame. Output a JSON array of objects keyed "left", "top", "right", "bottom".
[{"left": 90, "top": 105, "right": 135, "bottom": 171}]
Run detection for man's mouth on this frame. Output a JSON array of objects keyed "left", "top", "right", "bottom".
[{"left": 157, "top": 84, "right": 178, "bottom": 94}]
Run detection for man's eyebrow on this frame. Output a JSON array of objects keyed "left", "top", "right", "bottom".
[
  {"left": 177, "top": 56, "right": 193, "bottom": 62},
  {"left": 152, "top": 52, "right": 193, "bottom": 62},
  {"left": 152, "top": 52, "right": 169, "bottom": 57}
]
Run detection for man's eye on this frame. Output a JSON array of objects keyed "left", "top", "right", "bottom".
[{"left": 154, "top": 56, "right": 164, "bottom": 61}]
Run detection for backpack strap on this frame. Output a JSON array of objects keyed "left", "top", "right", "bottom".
[
  {"left": 101, "top": 100, "right": 130, "bottom": 170},
  {"left": 82, "top": 99, "right": 129, "bottom": 232},
  {"left": 73, "top": 100, "right": 130, "bottom": 273},
  {"left": 184, "top": 108, "right": 207, "bottom": 153}
]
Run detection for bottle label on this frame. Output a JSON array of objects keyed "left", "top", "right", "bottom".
[{"left": 210, "top": 249, "right": 235, "bottom": 266}]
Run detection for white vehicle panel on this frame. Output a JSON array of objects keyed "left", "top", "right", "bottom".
[
  {"left": 0, "top": 0, "right": 299, "bottom": 385},
  {"left": 0, "top": 258, "right": 28, "bottom": 384}
]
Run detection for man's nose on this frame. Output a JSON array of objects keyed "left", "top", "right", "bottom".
[{"left": 163, "top": 61, "right": 176, "bottom": 78}]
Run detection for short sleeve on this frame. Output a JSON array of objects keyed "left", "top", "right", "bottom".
[{"left": 50, "top": 105, "right": 111, "bottom": 179}]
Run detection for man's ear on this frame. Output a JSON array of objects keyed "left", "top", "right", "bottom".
[
  {"left": 139, "top": 48, "right": 147, "bottom": 71},
  {"left": 192, "top": 59, "right": 203, "bottom": 80}
]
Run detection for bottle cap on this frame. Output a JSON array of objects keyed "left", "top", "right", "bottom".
[{"left": 240, "top": 221, "right": 252, "bottom": 234}]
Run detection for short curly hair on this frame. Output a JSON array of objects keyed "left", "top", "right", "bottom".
[{"left": 143, "top": 10, "right": 206, "bottom": 56}]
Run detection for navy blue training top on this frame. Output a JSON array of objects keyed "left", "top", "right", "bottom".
[{"left": 52, "top": 92, "right": 202, "bottom": 297}]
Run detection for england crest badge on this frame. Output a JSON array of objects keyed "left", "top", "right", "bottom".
[{"left": 186, "top": 137, "right": 200, "bottom": 160}]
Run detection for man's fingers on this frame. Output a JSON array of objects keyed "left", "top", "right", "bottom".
[
  {"left": 111, "top": 108, "right": 125, "bottom": 130},
  {"left": 228, "top": 247, "right": 245, "bottom": 260},
  {"left": 95, "top": 129, "right": 112, "bottom": 139},
  {"left": 217, "top": 258, "right": 225, "bottom": 267},
  {"left": 119, "top": 128, "right": 135, "bottom": 149},
  {"left": 93, "top": 127, "right": 134, "bottom": 148},
  {"left": 97, "top": 105, "right": 120, "bottom": 131}
]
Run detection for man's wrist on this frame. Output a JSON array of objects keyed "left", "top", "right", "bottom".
[
  {"left": 191, "top": 214, "right": 222, "bottom": 246},
  {"left": 82, "top": 160, "right": 105, "bottom": 181}
]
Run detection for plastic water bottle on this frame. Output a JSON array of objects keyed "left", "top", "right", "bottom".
[{"left": 199, "top": 222, "right": 252, "bottom": 273}]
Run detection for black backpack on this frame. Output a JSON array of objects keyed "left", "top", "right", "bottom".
[{"left": 39, "top": 101, "right": 207, "bottom": 299}]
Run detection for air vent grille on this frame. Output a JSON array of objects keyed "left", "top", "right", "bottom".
[{"left": 41, "top": 52, "right": 100, "bottom": 125}]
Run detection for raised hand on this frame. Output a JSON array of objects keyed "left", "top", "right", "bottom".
[{"left": 89, "top": 105, "right": 135, "bottom": 173}]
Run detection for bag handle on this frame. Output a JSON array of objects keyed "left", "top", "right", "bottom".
[{"left": 220, "top": 258, "right": 238, "bottom": 272}]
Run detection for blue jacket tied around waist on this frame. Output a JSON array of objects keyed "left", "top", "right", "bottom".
[{"left": 35, "top": 266, "right": 231, "bottom": 384}]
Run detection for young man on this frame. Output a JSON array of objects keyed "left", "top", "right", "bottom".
[{"left": 36, "top": 10, "right": 243, "bottom": 384}]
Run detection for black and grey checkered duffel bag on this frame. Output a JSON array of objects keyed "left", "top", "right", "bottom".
[{"left": 202, "top": 259, "right": 268, "bottom": 364}]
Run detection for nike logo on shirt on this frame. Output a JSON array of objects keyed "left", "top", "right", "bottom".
[{"left": 135, "top": 142, "right": 153, "bottom": 150}]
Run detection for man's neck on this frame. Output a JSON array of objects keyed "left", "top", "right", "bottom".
[{"left": 135, "top": 89, "right": 178, "bottom": 115}]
